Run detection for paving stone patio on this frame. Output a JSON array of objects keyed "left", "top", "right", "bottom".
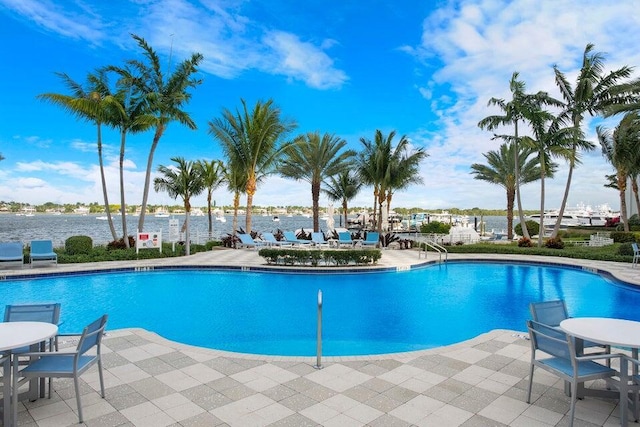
[{"left": 3, "top": 249, "right": 640, "bottom": 426}]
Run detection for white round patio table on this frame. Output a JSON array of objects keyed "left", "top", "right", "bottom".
[
  {"left": 0, "top": 321, "right": 58, "bottom": 427},
  {"left": 560, "top": 317, "right": 640, "bottom": 348}
]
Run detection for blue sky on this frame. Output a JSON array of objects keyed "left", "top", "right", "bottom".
[{"left": 1, "top": 0, "right": 639, "bottom": 211}]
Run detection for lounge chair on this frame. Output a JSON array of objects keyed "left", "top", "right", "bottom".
[
  {"left": 360, "top": 232, "right": 380, "bottom": 248},
  {"left": 13, "top": 314, "right": 108, "bottom": 424},
  {"left": 529, "top": 300, "right": 610, "bottom": 361},
  {"left": 337, "top": 231, "right": 355, "bottom": 248},
  {"left": 311, "top": 232, "right": 330, "bottom": 248},
  {"left": 29, "top": 240, "right": 57, "bottom": 267},
  {"left": 0, "top": 242, "right": 24, "bottom": 268},
  {"left": 262, "top": 232, "right": 293, "bottom": 247},
  {"left": 633, "top": 242, "right": 640, "bottom": 267},
  {"left": 525, "top": 320, "right": 624, "bottom": 427},
  {"left": 283, "top": 231, "right": 312, "bottom": 246},
  {"left": 237, "top": 233, "right": 267, "bottom": 250}
]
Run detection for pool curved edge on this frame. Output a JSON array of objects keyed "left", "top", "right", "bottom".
[{"left": 107, "top": 326, "right": 528, "bottom": 362}]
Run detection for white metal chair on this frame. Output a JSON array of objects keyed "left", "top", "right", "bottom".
[{"left": 632, "top": 242, "right": 640, "bottom": 268}]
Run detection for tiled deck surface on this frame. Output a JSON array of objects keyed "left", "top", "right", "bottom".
[{"left": 4, "top": 249, "right": 640, "bottom": 426}]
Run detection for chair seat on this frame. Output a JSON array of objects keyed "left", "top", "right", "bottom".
[
  {"left": 22, "top": 354, "right": 96, "bottom": 376},
  {"left": 542, "top": 356, "right": 616, "bottom": 378}
]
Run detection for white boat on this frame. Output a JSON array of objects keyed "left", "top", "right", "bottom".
[
  {"left": 273, "top": 216, "right": 280, "bottom": 222},
  {"left": 528, "top": 203, "right": 620, "bottom": 228},
  {"left": 526, "top": 211, "right": 581, "bottom": 228},
  {"left": 96, "top": 216, "right": 108, "bottom": 221},
  {"left": 215, "top": 214, "right": 226, "bottom": 223}
]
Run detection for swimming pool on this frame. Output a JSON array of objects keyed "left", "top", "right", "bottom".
[{"left": 2, "top": 261, "right": 639, "bottom": 356}]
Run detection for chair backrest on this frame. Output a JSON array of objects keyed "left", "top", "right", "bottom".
[
  {"left": 262, "top": 232, "right": 277, "bottom": 243},
  {"left": 284, "top": 231, "right": 298, "bottom": 241},
  {"left": 77, "top": 314, "right": 108, "bottom": 356},
  {"left": 237, "top": 234, "right": 254, "bottom": 245},
  {"left": 312, "top": 232, "right": 325, "bottom": 243},
  {"left": 0, "top": 242, "right": 23, "bottom": 257},
  {"left": 31, "top": 240, "right": 53, "bottom": 253},
  {"left": 365, "top": 232, "right": 379, "bottom": 242},
  {"left": 527, "top": 320, "right": 572, "bottom": 360},
  {"left": 5, "top": 303, "right": 61, "bottom": 324},
  {"left": 529, "top": 300, "right": 568, "bottom": 327},
  {"left": 338, "top": 232, "right": 351, "bottom": 241}
]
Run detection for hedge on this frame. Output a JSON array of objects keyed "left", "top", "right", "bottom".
[{"left": 258, "top": 248, "right": 382, "bottom": 266}]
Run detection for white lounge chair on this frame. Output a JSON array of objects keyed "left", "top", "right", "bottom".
[{"left": 237, "top": 233, "right": 267, "bottom": 250}]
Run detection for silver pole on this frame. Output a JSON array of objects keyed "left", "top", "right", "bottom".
[{"left": 315, "top": 289, "right": 323, "bottom": 369}]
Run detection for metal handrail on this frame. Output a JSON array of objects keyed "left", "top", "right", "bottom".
[{"left": 412, "top": 233, "right": 448, "bottom": 262}]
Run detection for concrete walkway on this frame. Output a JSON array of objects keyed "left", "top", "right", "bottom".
[{"left": 5, "top": 248, "right": 640, "bottom": 426}]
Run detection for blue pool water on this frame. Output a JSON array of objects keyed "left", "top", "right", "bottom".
[{"left": 1, "top": 262, "right": 639, "bottom": 356}]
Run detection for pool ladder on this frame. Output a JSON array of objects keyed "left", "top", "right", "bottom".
[{"left": 418, "top": 239, "right": 448, "bottom": 263}]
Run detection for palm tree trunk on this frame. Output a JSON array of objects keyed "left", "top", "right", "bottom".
[
  {"left": 97, "top": 123, "right": 117, "bottom": 241},
  {"left": 246, "top": 193, "right": 254, "bottom": 233},
  {"left": 631, "top": 176, "right": 640, "bottom": 217},
  {"left": 551, "top": 149, "right": 575, "bottom": 238},
  {"left": 138, "top": 125, "right": 165, "bottom": 233},
  {"left": 507, "top": 188, "right": 515, "bottom": 240},
  {"left": 538, "top": 157, "right": 545, "bottom": 248},
  {"left": 312, "top": 181, "right": 320, "bottom": 232},
  {"left": 514, "top": 122, "right": 530, "bottom": 239},
  {"left": 619, "top": 173, "right": 630, "bottom": 232},
  {"left": 207, "top": 191, "right": 213, "bottom": 235},
  {"left": 232, "top": 192, "right": 240, "bottom": 241},
  {"left": 119, "top": 129, "right": 130, "bottom": 247},
  {"left": 342, "top": 200, "right": 348, "bottom": 228},
  {"left": 184, "top": 208, "right": 191, "bottom": 256}
]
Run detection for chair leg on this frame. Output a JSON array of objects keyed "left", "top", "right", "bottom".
[
  {"left": 98, "top": 358, "right": 105, "bottom": 398},
  {"left": 526, "top": 365, "right": 534, "bottom": 403},
  {"left": 74, "top": 375, "right": 83, "bottom": 423},
  {"left": 569, "top": 381, "right": 577, "bottom": 427}
]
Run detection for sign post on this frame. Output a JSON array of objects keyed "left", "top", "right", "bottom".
[{"left": 168, "top": 219, "right": 180, "bottom": 252}]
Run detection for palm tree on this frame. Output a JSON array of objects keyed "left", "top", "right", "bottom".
[
  {"left": 222, "top": 161, "right": 247, "bottom": 238},
  {"left": 153, "top": 157, "right": 205, "bottom": 255},
  {"left": 470, "top": 143, "right": 543, "bottom": 240},
  {"left": 105, "top": 65, "right": 153, "bottom": 247},
  {"left": 323, "top": 171, "right": 362, "bottom": 227},
  {"left": 597, "top": 112, "right": 640, "bottom": 232},
  {"left": 196, "top": 159, "right": 225, "bottom": 236},
  {"left": 209, "top": 99, "right": 296, "bottom": 232},
  {"left": 279, "top": 132, "right": 355, "bottom": 232},
  {"left": 519, "top": 108, "right": 571, "bottom": 246},
  {"left": 551, "top": 43, "right": 635, "bottom": 236},
  {"left": 38, "top": 70, "right": 121, "bottom": 241},
  {"left": 124, "top": 34, "right": 203, "bottom": 233},
  {"left": 359, "top": 130, "right": 426, "bottom": 233},
  {"left": 478, "top": 72, "right": 561, "bottom": 240}
]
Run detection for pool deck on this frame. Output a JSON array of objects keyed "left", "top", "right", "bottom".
[{"left": 6, "top": 249, "right": 640, "bottom": 426}]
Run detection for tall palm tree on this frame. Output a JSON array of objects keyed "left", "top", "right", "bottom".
[
  {"left": 222, "top": 161, "right": 247, "bottom": 238},
  {"left": 358, "top": 135, "right": 382, "bottom": 226},
  {"left": 519, "top": 108, "right": 571, "bottom": 246},
  {"left": 551, "top": 43, "right": 635, "bottom": 236},
  {"left": 597, "top": 112, "right": 640, "bottom": 232},
  {"left": 153, "top": 157, "right": 205, "bottom": 255},
  {"left": 105, "top": 65, "right": 153, "bottom": 247},
  {"left": 38, "top": 70, "right": 121, "bottom": 241},
  {"left": 279, "top": 132, "right": 355, "bottom": 232},
  {"left": 124, "top": 34, "right": 203, "bottom": 233},
  {"left": 209, "top": 98, "right": 296, "bottom": 232},
  {"left": 470, "top": 143, "right": 543, "bottom": 240},
  {"left": 478, "top": 72, "right": 561, "bottom": 239},
  {"left": 323, "top": 171, "right": 362, "bottom": 227},
  {"left": 196, "top": 159, "right": 225, "bottom": 236}
]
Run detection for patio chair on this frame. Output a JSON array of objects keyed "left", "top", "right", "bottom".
[
  {"left": 4, "top": 303, "right": 61, "bottom": 399},
  {"left": 29, "top": 240, "right": 57, "bottom": 267},
  {"left": 526, "top": 320, "right": 623, "bottom": 427},
  {"left": 283, "top": 231, "right": 312, "bottom": 246},
  {"left": 0, "top": 242, "right": 24, "bottom": 268},
  {"left": 311, "top": 232, "right": 330, "bottom": 248},
  {"left": 337, "top": 231, "right": 354, "bottom": 248},
  {"left": 360, "top": 232, "right": 380, "bottom": 248},
  {"left": 237, "top": 233, "right": 267, "bottom": 250},
  {"left": 262, "top": 232, "right": 293, "bottom": 248},
  {"left": 13, "top": 314, "right": 108, "bottom": 424},
  {"left": 529, "top": 300, "right": 610, "bottom": 363},
  {"left": 632, "top": 242, "right": 640, "bottom": 268}
]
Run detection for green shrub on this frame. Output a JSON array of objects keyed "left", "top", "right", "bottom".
[
  {"left": 65, "top": 235, "right": 93, "bottom": 255},
  {"left": 618, "top": 242, "right": 636, "bottom": 256},
  {"left": 205, "top": 240, "right": 223, "bottom": 250},
  {"left": 107, "top": 236, "right": 136, "bottom": 250},
  {"left": 420, "top": 221, "right": 451, "bottom": 234},
  {"left": 629, "top": 214, "right": 640, "bottom": 226},
  {"left": 611, "top": 232, "right": 637, "bottom": 243},
  {"left": 515, "top": 220, "right": 540, "bottom": 236},
  {"left": 257, "top": 248, "right": 381, "bottom": 266},
  {"left": 544, "top": 237, "right": 565, "bottom": 249}
]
